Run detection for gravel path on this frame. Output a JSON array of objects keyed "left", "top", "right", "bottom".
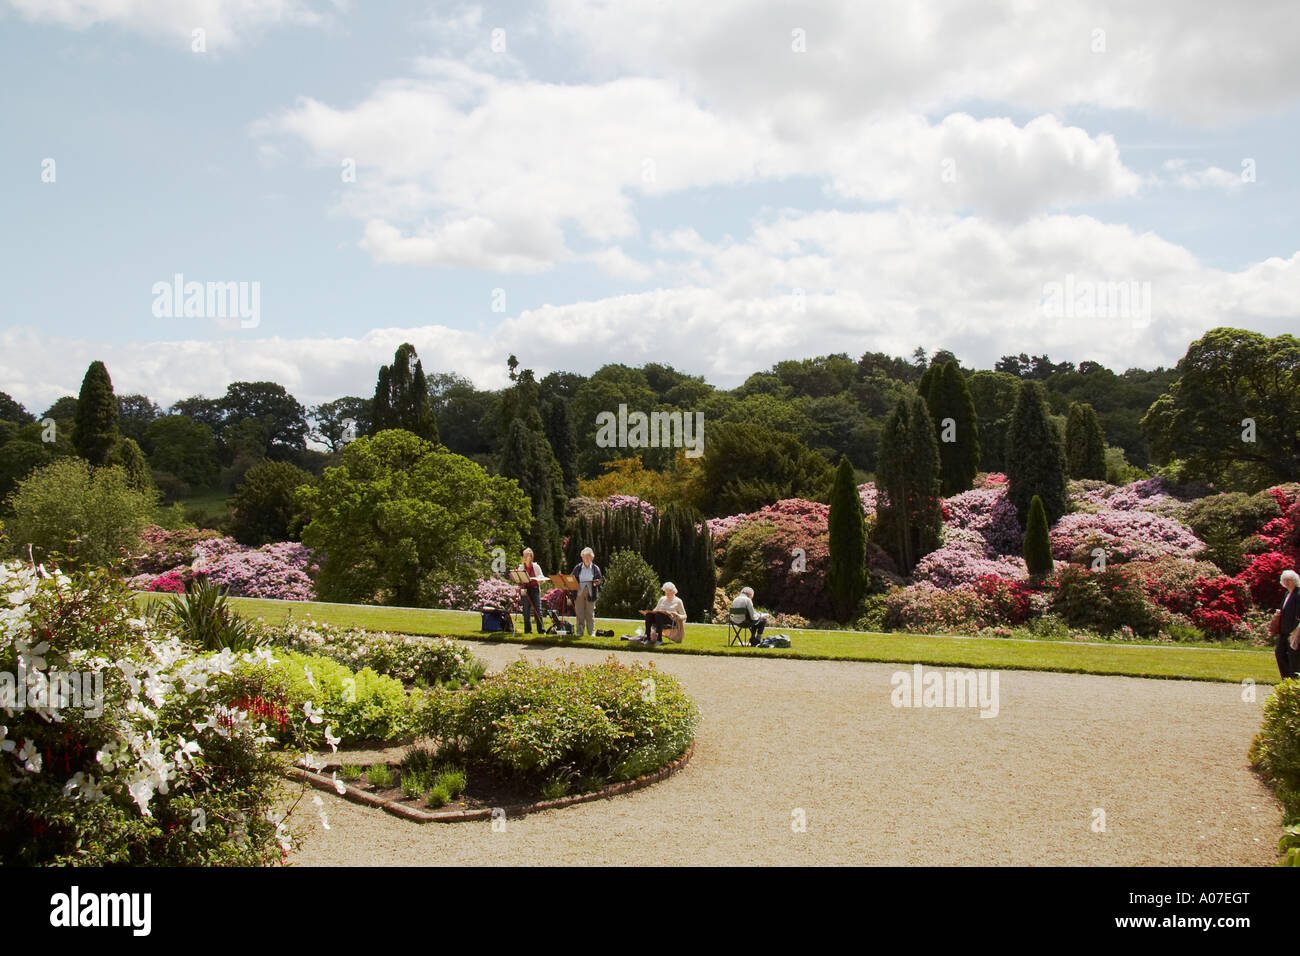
[{"left": 291, "top": 642, "right": 1282, "bottom": 866}]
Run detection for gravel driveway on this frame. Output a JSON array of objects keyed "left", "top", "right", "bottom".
[{"left": 291, "top": 642, "right": 1282, "bottom": 866}]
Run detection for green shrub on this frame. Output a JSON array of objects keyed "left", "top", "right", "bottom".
[
  {"left": 229, "top": 460, "right": 314, "bottom": 546},
  {"left": 426, "top": 782, "right": 451, "bottom": 808},
  {"left": 366, "top": 764, "right": 394, "bottom": 788},
  {"left": 151, "top": 578, "right": 264, "bottom": 653},
  {"left": 1186, "top": 491, "right": 1281, "bottom": 574},
  {"left": 1050, "top": 565, "right": 1166, "bottom": 637},
  {"left": 232, "top": 649, "right": 416, "bottom": 747},
  {"left": 596, "top": 549, "right": 661, "bottom": 618},
  {"left": 541, "top": 774, "right": 572, "bottom": 800},
  {"left": 1249, "top": 679, "right": 1300, "bottom": 826},
  {"left": 423, "top": 657, "right": 697, "bottom": 788},
  {"left": 340, "top": 764, "right": 363, "bottom": 781},
  {"left": 716, "top": 522, "right": 776, "bottom": 596},
  {"left": 1022, "top": 494, "right": 1053, "bottom": 577},
  {"left": 6, "top": 458, "right": 158, "bottom": 567},
  {"left": 435, "top": 768, "right": 467, "bottom": 798}
]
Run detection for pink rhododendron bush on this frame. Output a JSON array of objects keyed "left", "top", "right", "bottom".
[
  {"left": 911, "top": 546, "right": 1028, "bottom": 590},
  {"left": 0, "top": 562, "right": 300, "bottom": 865},
  {"left": 1049, "top": 510, "right": 1206, "bottom": 564},
  {"left": 882, "top": 578, "right": 1044, "bottom": 634},
  {"left": 941, "top": 487, "right": 1022, "bottom": 556},
  {"left": 713, "top": 499, "right": 834, "bottom": 620},
  {"left": 1068, "top": 477, "right": 1192, "bottom": 518},
  {"left": 124, "top": 529, "right": 317, "bottom": 601},
  {"left": 711, "top": 498, "right": 897, "bottom": 620},
  {"left": 431, "top": 575, "right": 530, "bottom": 612}
]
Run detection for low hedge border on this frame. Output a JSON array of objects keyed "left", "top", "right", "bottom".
[{"left": 287, "top": 740, "right": 696, "bottom": 824}]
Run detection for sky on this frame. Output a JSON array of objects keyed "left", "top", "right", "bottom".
[{"left": 1, "top": 0, "right": 1298, "bottom": 413}]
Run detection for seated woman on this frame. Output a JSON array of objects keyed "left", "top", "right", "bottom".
[{"left": 642, "top": 582, "right": 686, "bottom": 647}]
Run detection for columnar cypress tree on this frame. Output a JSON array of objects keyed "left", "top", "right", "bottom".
[
  {"left": 875, "top": 395, "right": 942, "bottom": 574},
  {"left": 918, "top": 363, "right": 939, "bottom": 406},
  {"left": 1065, "top": 401, "right": 1107, "bottom": 480},
  {"left": 370, "top": 343, "right": 438, "bottom": 443},
  {"left": 499, "top": 418, "right": 565, "bottom": 571},
  {"left": 643, "top": 504, "right": 715, "bottom": 622},
  {"left": 827, "top": 455, "right": 868, "bottom": 621},
  {"left": 929, "top": 361, "right": 981, "bottom": 496},
  {"left": 1023, "top": 494, "right": 1054, "bottom": 577},
  {"left": 496, "top": 364, "right": 565, "bottom": 569},
  {"left": 541, "top": 397, "right": 578, "bottom": 497},
  {"left": 73, "top": 360, "right": 119, "bottom": 465},
  {"left": 1006, "top": 380, "right": 1070, "bottom": 524}
]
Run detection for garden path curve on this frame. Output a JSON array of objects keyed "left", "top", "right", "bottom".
[{"left": 291, "top": 643, "right": 1281, "bottom": 866}]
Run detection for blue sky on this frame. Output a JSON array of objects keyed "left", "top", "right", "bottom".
[{"left": 2, "top": 0, "right": 1298, "bottom": 412}]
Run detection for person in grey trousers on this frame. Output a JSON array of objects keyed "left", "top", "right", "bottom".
[{"left": 572, "top": 547, "right": 603, "bottom": 637}]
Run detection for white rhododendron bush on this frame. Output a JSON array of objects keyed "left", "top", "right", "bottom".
[{"left": 0, "top": 561, "right": 301, "bottom": 865}]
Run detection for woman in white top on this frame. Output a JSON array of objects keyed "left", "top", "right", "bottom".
[{"left": 644, "top": 582, "right": 686, "bottom": 647}]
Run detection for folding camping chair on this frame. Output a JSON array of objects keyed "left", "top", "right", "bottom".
[{"left": 727, "top": 608, "right": 758, "bottom": 646}]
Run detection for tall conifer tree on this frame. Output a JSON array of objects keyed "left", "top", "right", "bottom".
[
  {"left": 1006, "top": 380, "right": 1069, "bottom": 524},
  {"left": 73, "top": 360, "right": 119, "bottom": 466}
]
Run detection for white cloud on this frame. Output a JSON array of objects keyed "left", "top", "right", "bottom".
[
  {"left": 3, "top": 0, "right": 334, "bottom": 47},
  {"left": 1160, "top": 158, "right": 1245, "bottom": 191},
  {"left": 8, "top": 211, "right": 1298, "bottom": 413},
  {"left": 546, "top": 0, "right": 1300, "bottom": 125},
  {"left": 263, "top": 63, "right": 1142, "bottom": 273}
]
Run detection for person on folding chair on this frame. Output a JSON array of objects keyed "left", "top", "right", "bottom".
[
  {"left": 729, "top": 586, "right": 769, "bottom": 646},
  {"left": 641, "top": 582, "right": 686, "bottom": 648}
]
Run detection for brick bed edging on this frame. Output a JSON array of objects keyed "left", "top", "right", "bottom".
[{"left": 285, "top": 741, "right": 696, "bottom": 824}]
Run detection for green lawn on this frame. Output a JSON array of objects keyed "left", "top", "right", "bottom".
[{"left": 137, "top": 593, "right": 1282, "bottom": 685}]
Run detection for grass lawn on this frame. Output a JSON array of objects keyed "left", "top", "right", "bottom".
[{"left": 137, "top": 593, "right": 1282, "bottom": 685}]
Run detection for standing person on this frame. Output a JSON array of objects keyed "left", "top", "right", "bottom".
[
  {"left": 517, "top": 548, "right": 546, "bottom": 634},
  {"left": 643, "top": 582, "right": 687, "bottom": 647},
  {"left": 572, "top": 547, "right": 603, "bottom": 637},
  {"left": 1276, "top": 570, "right": 1300, "bottom": 680}
]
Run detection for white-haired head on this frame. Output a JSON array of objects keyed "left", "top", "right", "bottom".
[
  {"left": 581, "top": 547, "right": 594, "bottom": 558},
  {"left": 741, "top": 586, "right": 754, "bottom": 598},
  {"left": 1282, "top": 569, "right": 1300, "bottom": 589},
  {"left": 662, "top": 581, "right": 677, "bottom": 593}
]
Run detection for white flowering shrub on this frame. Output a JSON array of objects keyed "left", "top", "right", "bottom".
[{"left": 0, "top": 561, "right": 300, "bottom": 865}]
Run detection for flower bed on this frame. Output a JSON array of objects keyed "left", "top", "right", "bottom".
[
  {"left": 260, "top": 618, "right": 485, "bottom": 687},
  {"left": 0, "top": 562, "right": 296, "bottom": 865}
]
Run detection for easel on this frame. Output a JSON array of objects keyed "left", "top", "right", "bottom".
[
  {"left": 548, "top": 573, "right": 581, "bottom": 633},
  {"left": 507, "top": 568, "right": 545, "bottom": 632}
]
